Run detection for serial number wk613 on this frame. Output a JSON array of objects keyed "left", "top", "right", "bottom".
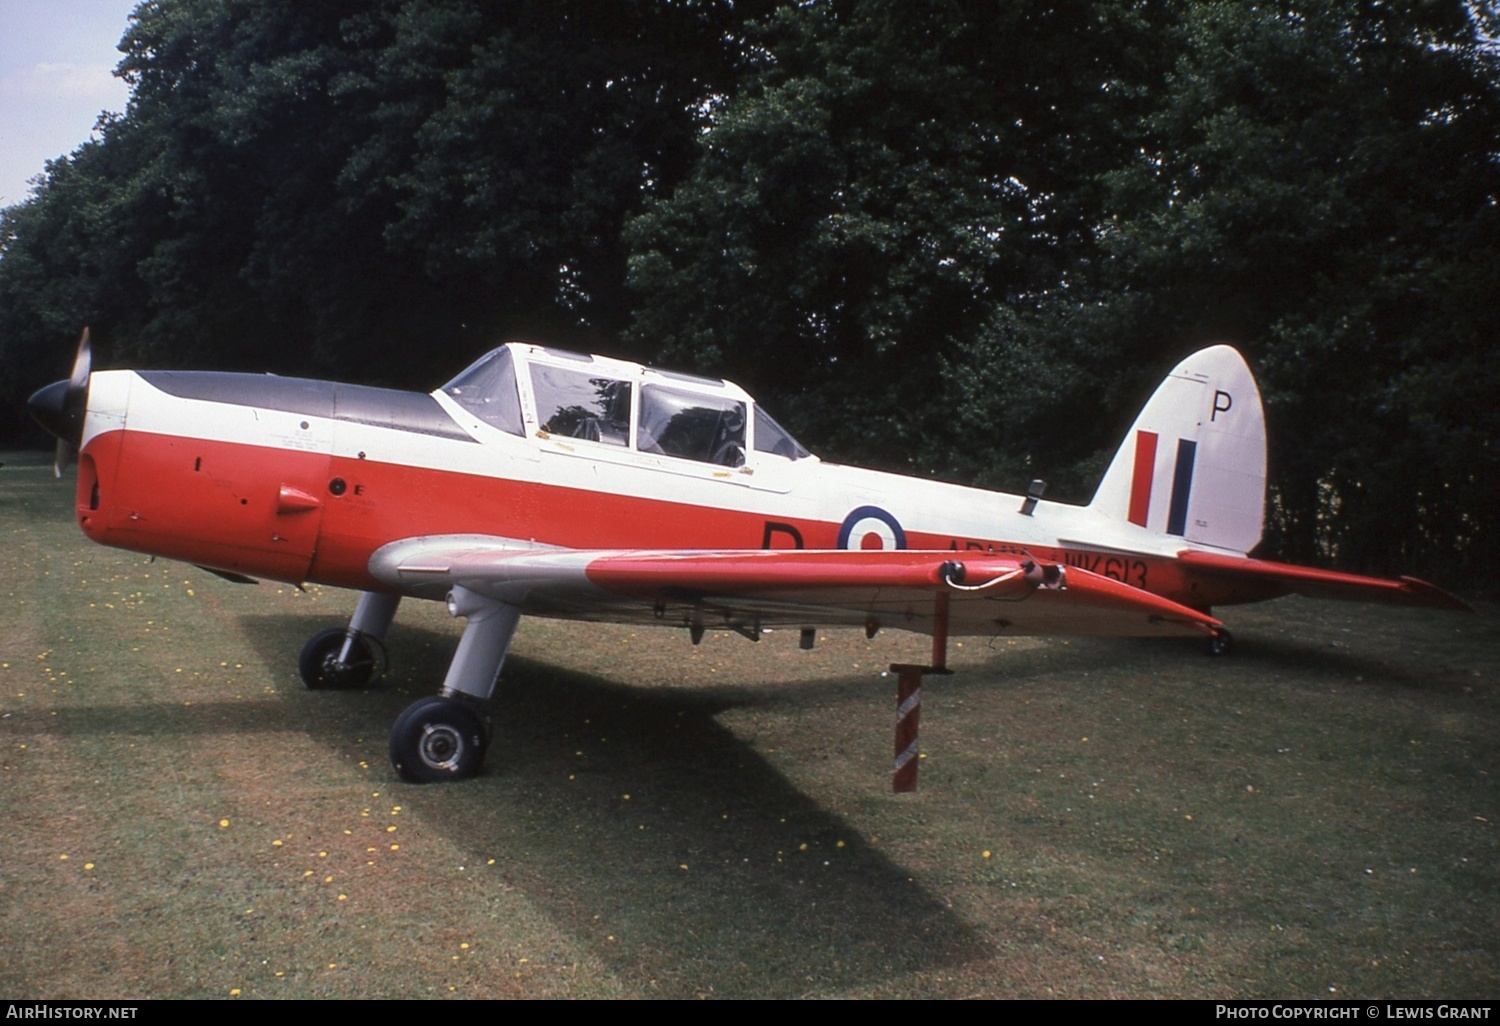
[{"left": 951, "top": 536, "right": 1151, "bottom": 590}]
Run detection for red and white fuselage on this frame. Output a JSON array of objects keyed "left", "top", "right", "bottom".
[{"left": 65, "top": 342, "right": 1459, "bottom": 622}]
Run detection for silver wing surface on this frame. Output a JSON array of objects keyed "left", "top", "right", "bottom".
[{"left": 369, "top": 537, "right": 1221, "bottom": 639}]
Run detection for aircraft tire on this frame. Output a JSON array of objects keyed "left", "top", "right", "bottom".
[
  {"left": 1206, "top": 628, "right": 1234, "bottom": 658},
  {"left": 299, "top": 627, "right": 380, "bottom": 689},
  {"left": 389, "top": 696, "right": 487, "bottom": 783}
]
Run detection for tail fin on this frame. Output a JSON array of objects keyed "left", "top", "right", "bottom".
[{"left": 1089, "top": 345, "right": 1266, "bottom": 554}]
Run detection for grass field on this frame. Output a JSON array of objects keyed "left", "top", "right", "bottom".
[{"left": 2, "top": 449, "right": 1496, "bottom": 999}]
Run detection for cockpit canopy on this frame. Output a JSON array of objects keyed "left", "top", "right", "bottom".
[{"left": 441, "top": 343, "right": 810, "bottom": 466}]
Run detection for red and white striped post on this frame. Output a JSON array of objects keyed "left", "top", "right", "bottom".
[
  {"left": 890, "top": 591, "right": 953, "bottom": 793},
  {"left": 891, "top": 663, "right": 925, "bottom": 792}
]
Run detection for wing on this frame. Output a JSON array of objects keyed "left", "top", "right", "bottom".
[
  {"left": 369, "top": 537, "right": 1221, "bottom": 639},
  {"left": 1176, "top": 549, "right": 1470, "bottom": 611}
]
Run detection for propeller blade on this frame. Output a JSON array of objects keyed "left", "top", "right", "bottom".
[
  {"left": 68, "top": 327, "right": 92, "bottom": 394},
  {"left": 30, "top": 328, "right": 93, "bottom": 477},
  {"left": 56, "top": 327, "right": 93, "bottom": 475}
]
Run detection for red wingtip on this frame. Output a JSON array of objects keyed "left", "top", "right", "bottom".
[{"left": 1396, "top": 577, "right": 1473, "bottom": 613}]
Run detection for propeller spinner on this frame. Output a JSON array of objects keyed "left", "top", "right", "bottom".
[{"left": 27, "top": 328, "right": 92, "bottom": 477}]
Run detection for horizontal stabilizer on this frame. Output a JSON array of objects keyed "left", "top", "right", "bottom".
[{"left": 1176, "top": 550, "right": 1470, "bottom": 611}]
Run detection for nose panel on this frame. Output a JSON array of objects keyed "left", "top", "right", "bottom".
[{"left": 100, "top": 431, "right": 332, "bottom": 583}]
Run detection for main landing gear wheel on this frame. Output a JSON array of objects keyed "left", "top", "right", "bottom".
[
  {"left": 389, "top": 696, "right": 488, "bottom": 783},
  {"left": 1206, "top": 628, "right": 1234, "bottom": 658},
  {"left": 299, "top": 627, "right": 383, "bottom": 690}
]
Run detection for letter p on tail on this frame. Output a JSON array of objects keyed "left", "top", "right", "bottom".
[{"left": 1090, "top": 345, "right": 1267, "bottom": 555}]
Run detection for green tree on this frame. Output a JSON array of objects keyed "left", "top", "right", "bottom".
[
  {"left": 1084, "top": 1, "right": 1500, "bottom": 578},
  {"left": 1, "top": 0, "right": 765, "bottom": 431},
  {"left": 6, "top": 0, "right": 1496, "bottom": 587},
  {"left": 625, "top": 0, "right": 1176, "bottom": 473},
  {"left": 628, "top": 0, "right": 1500, "bottom": 585}
]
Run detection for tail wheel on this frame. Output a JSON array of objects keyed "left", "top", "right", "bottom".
[
  {"left": 1206, "top": 628, "right": 1234, "bottom": 658},
  {"left": 389, "top": 696, "right": 488, "bottom": 783}
]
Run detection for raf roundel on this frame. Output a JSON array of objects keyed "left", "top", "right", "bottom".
[{"left": 836, "top": 505, "right": 907, "bottom": 551}]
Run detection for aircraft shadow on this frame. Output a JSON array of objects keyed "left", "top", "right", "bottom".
[{"left": 228, "top": 612, "right": 989, "bottom": 997}]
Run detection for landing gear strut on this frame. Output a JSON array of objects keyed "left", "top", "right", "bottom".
[{"left": 388, "top": 586, "right": 521, "bottom": 783}]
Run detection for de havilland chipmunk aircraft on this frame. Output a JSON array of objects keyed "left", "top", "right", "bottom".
[{"left": 29, "top": 333, "right": 1467, "bottom": 788}]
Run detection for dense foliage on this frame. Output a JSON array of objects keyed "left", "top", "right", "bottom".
[{"left": 3, "top": 0, "right": 1497, "bottom": 585}]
